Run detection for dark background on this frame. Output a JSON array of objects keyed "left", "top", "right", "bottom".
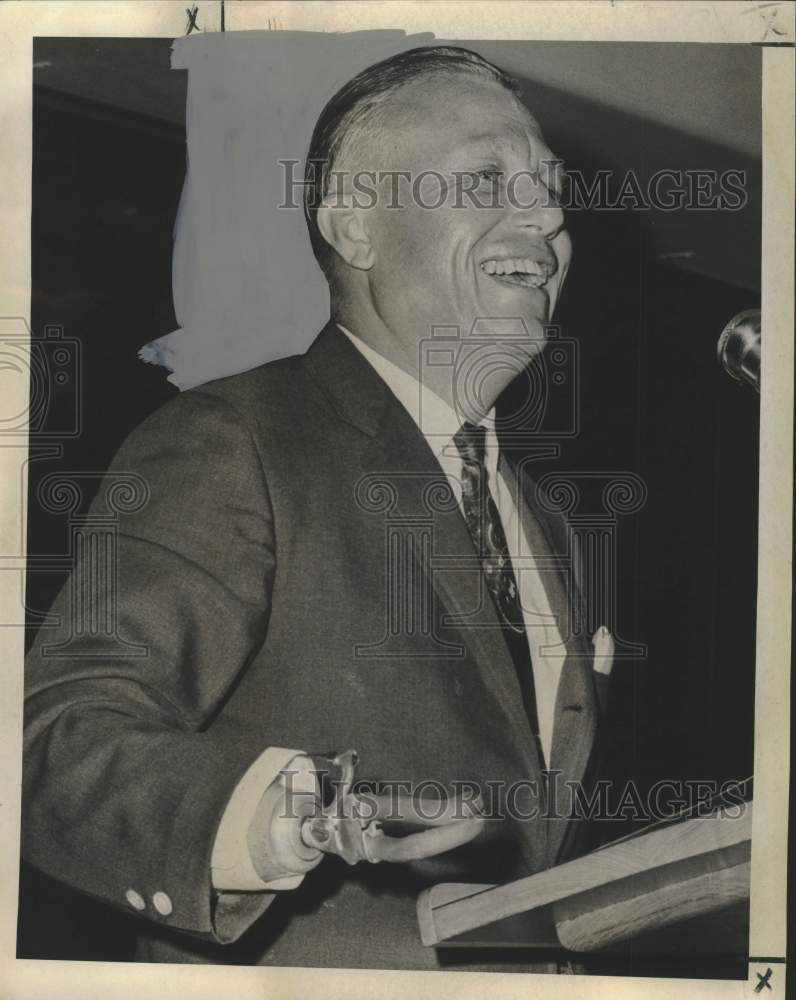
[{"left": 20, "top": 38, "right": 761, "bottom": 974}]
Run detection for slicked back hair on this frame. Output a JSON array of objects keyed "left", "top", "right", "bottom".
[{"left": 303, "top": 45, "right": 521, "bottom": 279}]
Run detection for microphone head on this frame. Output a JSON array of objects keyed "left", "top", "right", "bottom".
[{"left": 717, "top": 309, "right": 760, "bottom": 393}]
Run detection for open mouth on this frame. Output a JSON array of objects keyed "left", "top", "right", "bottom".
[{"left": 480, "top": 257, "right": 553, "bottom": 289}]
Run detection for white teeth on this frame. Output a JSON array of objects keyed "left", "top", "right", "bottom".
[{"left": 480, "top": 258, "right": 547, "bottom": 281}]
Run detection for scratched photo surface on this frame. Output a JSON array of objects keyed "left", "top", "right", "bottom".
[{"left": 19, "top": 34, "right": 761, "bottom": 979}]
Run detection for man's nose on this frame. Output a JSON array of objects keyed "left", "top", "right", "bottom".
[{"left": 506, "top": 170, "right": 565, "bottom": 240}]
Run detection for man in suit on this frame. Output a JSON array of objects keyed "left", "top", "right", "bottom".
[{"left": 23, "top": 45, "right": 604, "bottom": 970}]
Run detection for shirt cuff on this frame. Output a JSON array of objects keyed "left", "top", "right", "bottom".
[{"left": 211, "top": 746, "right": 318, "bottom": 892}]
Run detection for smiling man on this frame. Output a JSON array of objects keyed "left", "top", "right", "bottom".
[{"left": 23, "top": 46, "right": 602, "bottom": 972}]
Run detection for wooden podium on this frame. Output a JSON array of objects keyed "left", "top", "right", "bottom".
[{"left": 417, "top": 803, "right": 752, "bottom": 957}]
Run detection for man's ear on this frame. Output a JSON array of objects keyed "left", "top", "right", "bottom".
[{"left": 316, "top": 202, "right": 375, "bottom": 271}]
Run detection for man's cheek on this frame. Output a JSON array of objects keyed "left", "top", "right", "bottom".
[
  {"left": 389, "top": 221, "right": 433, "bottom": 269},
  {"left": 378, "top": 227, "right": 427, "bottom": 280}
]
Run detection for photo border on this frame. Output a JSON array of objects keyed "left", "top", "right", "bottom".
[{"left": 1, "top": 3, "right": 792, "bottom": 998}]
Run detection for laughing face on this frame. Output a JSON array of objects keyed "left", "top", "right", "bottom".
[{"left": 336, "top": 72, "right": 572, "bottom": 400}]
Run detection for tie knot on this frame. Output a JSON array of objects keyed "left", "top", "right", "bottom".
[{"left": 453, "top": 421, "right": 488, "bottom": 467}]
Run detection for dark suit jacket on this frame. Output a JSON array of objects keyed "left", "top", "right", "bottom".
[{"left": 22, "top": 322, "right": 604, "bottom": 970}]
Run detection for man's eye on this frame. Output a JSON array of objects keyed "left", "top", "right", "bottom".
[{"left": 475, "top": 169, "right": 503, "bottom": 185}]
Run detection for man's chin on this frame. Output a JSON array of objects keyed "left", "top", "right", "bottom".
[{"left": 480, "top": 284, "right": 550, "bottom": 325}]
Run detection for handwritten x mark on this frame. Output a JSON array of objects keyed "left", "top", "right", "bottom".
[
  {"left": 185, "top": 5, "right": 201, "bottom": 35},
  {"left": 755, "top": 967, "right": 773, "bottom": 992}
]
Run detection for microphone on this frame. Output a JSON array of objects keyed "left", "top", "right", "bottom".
[{"left": 717, "top": 309, "right": 760, "bottom": 393}]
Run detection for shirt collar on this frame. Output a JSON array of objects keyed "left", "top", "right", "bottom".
[{"left": 337, "top": 324, "right": 498, "bottom": 464}]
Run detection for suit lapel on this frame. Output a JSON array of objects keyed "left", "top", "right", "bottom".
[{"left": 510, "top": 457, "right": 598, "bottom": 863}]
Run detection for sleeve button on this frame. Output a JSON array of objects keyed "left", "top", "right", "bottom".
[
  {"left": 125, "top": 889, "right": 146, "bottom": 911},
  {"left": 152, "top": 891, "right": 173, "bottom": 916}
]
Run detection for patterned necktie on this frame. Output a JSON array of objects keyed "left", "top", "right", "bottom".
[{"left": 453, "top": 421, "right": 546, "bottom": 769}]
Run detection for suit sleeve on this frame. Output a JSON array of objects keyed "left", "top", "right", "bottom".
[{"left": 22, "top": 389, "right": 287, "bottom": 944}]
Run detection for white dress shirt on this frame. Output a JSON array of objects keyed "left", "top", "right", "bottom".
[{"left": 211, "top": 324, "right": 566, "bottom": 891}]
